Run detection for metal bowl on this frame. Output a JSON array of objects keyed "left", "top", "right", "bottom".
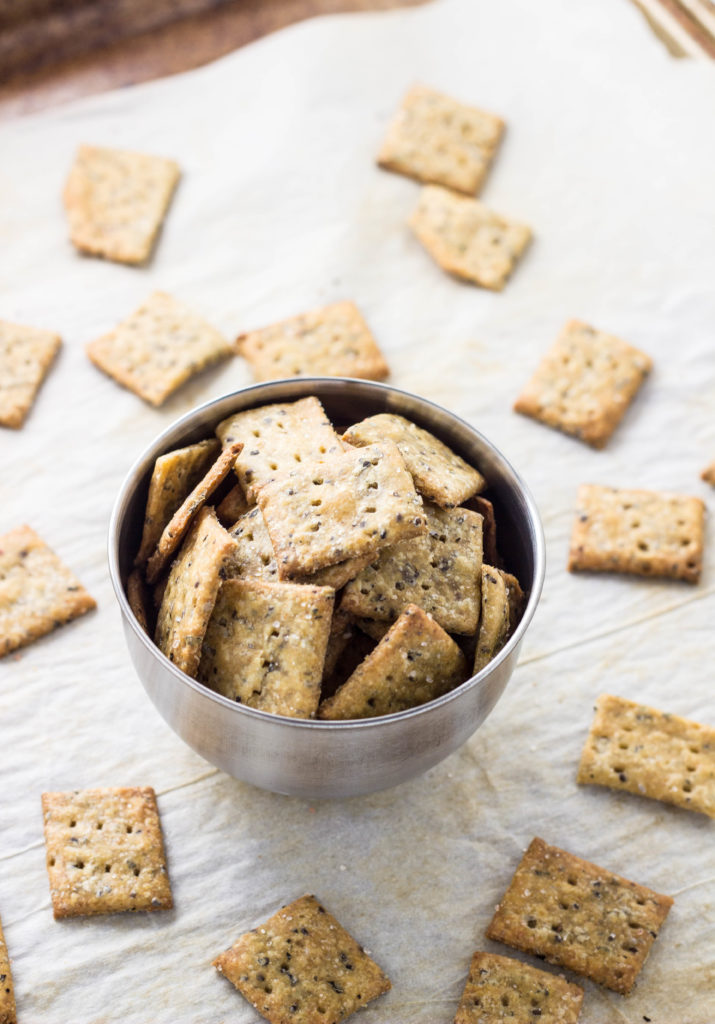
[{"left": 109, "top": 378, "right": 545, "bottom": 799}]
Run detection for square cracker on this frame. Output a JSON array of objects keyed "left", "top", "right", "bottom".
[
  {"left": 0, "top": 524, "right": 96, "bottom": 658},
  {"left": 454, "top": 951, "right": 583, "bottom": 1024},
  {"left": 217, "top": 397, "right": 345, "bottom": 503},
  {"left": 578, "top": 694, "right": 715, "bottom": 818},
  {"left": 87, "top": 291, "right": 233, "bottom": 407},
  {"left": 377, "top": 84, "right": 504, "bottom": 195},
  {"left": 41, "top": 786, "right": 172, "bottom": 918},
  {"left": 236, "top": 301, "right": 389, "bottom": 382},
  {"left": 486, "top": 836, "right": 673, "bottom": 994},
  {"left": 514, "top": 320, "right": 652, "bottom": 448},
  {"left": 226, "top": 507, "right": 279, "bottom": 582},
  {"left": 257, "top": 440, "right": 427, "bottom": 577},
  {"left": 568, "top": 484, "right": 705, "bottom": 583},
  {"left": 155, "top": 506, "right": 237, "bottom": 677},
  {"left": 341, "top": 503, "right": 483, "bottom": 634},
  {"left": 409, "top": 185, "right": 531, "bottom": 291},
  {"left": 213, "top": 893, "right": 390, "bottom": 1024},
  {"left": 342, "top": 413, "right": 484, "bottom": 507},
  {"left": 0, "top": 917, "right": 16, "bottom": 1024},
  {"left": 63, "top": 144, "right": 180, "bottom": 265},
  {"left": 319, "top": 604, "right": 466, "bottom": 720},
  {"left": 198, "top": 579, "right": 334, "bottom": 718},
  {"left": 0, "top": 320, "right": 61, "bottom": 429}
]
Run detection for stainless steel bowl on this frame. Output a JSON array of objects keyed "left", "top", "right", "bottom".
[{"left": 109, "top": 379, "right": 545, "bottom": 799}]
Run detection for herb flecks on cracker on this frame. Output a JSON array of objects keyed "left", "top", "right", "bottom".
[
  {"left": 0, "top": 917, "right": 17, "bottom": 1024},
  {"left": 454, "top": 951, "right": 584, "bottom": 1024},
  {"left": 0, "top": 320, "right": 61, "bottom": 430}
]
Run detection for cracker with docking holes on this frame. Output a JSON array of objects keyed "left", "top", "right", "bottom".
[
  {"left": 0, "top": 916, "right": 16, "bottom": 1024},
  {"left": 0, "top": 319, "right": 61, "bottom": 429},
  {"left": 486, "top": 837, "right": 673, "bottom": 994},
  {"left": 225, "top": 507, "right": 279, "bottom": 581},
  {"left": 409, "top": 185, "right": 531, "bottom": 291},
  {"left": 213, "top": 894, "right": 390, "bottom": 1024},
  {"left": 63, "top": 144, "right": 180, "bottom": 264},
  {"left": 578, "top": 694, "right": 715, "bottom": 818},
  {"left": 568, "top": 484, "right": 705, "bottom": 583},
  {"left": 236, "top": 301, "right": 389, "bottom": 382},
  {"left": 41, "top": 786, "right": 172, "bottom": 918},
  {"left": 454, "top": 951, "right": 584, "bottom": 1024}
]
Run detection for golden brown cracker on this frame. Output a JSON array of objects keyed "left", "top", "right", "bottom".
[
  {"left": 0, "top": 917, "right": 16, "bottom": 1024},
  {"left": 454, "top": 951, "right": 584, "bottom": 1024},
  {"left": 0, "top": 319, "right": 61, "bottom": 429},
  {"left": 216, "top": 483, "right": 250, "bottom": 527},
  {"left": 225, "top": 506, "right": 279, "bottom": 581},
  {"left": 473, "top": 565, "right": 510, "bottom": 674},
  {"left": 289, "top": 552, "right": 376, "bottom": 590},
  {"left": 126, "top": 569, "right": 150, "bottom": 634}
]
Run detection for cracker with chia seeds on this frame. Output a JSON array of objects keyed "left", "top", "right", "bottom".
[
  {"left": 409, "top": 185, "right": 532, "bottom": 290},
  {"left": 198, "top": 579, "right": 333, "bottom": 717},
  {"left": 454, "top": 951, "right": 584, "bottom": 1024},
  {"left": 213, "top": 893, "right": 390, "bottom": 1024},
  {"left": 0, "top": 917, "right": 16, "bottom": 1024},
  {"left": 342, "top": 413, "right": 485, "bottom": 507},
  {"left": 216, "top": 483, "right": 249, "bottom": 527},
  {"left": 701, "top": 461, "right": 715, "bottom": 487},
  {"left": 486, "top": 837, "right": 672, "bottom": 995},
  {"left": 236, "top": 301, "right": 389, "bottom": 382},
  {"left": 319, "top": 604, "right": 466, "bottom": 719},
  {"left": 257, "top": 441, "right": 426, "bottom": 578},
  {"left": 126, "top": 569, "right": 150, "bottom": 634},
  {"left": 217, "top": 397, "right": 345, "bottom": 503},
  {"left": 468, "top": 495, "right": 500, "bottom": 566},
  {"left": 473, "top": 564, "right": 510, "bottom": 674},
  {"left": 514, "top": 320, "right": 652, "bottom": 448},
  {"left": 87, "top": 291, "right": 233, "bottom": 406},
  {"left": 63, "top": 144, "right": 180, "bottom": 264},
  {"left": 341, "top": 503, "right": 483, "bottom": 634},
  {"left": 0, "top": 525, "right": 96, "bottom": 658},
  {"left": 225, "top": 507, "right": 279, "bottom": 581},
  {"left": 155, "top": 507, "right": 237, "bottom": 676},
  {"left": 345, "top": 616, "right": 391, "bottom": 642},
  {"left": 377, "top": 84, "right": 504, "bottom": 195},
  {"left": 578, "top": 694, "right": 715, "bottom": 818},
  {"left": 292, "top": 552, "right": 377, "bottom": 590},
  {"left": 41, "top": 786, "right": 172, "bottom": 918},
  {"left": 568, "top": 484, "right": 705, "bottom": 583},
  {"left": 0, "top": 319, "right": 61, "bottom": 429}
]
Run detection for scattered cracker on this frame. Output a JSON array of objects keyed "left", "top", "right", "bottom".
[
  {"left": 701, "top": 461, "right": 715, "bottom": 487},
  {"left": 198, "top": 579, "right": 333, "bottom": 717},
  {"left": 213, "top": 893, "right": 390, "bottom": 1024},
  {"left": 225, "top": 507, "right": 279, "bottom": 581},
  {"left": 486, "top": 836, "right": 672, "bottom": 994},
  {"left": 217, "top": 397, "right": 344, "bottom": 503},
  {"left": 343, "top": 413, "right": 484, "bottom": 507},
  {"left": 87, "top": 291, "right": 233, "bottom": 407},
  {"left": 236, "top": 301, "right": 389, "bottom": 382},
  {"left": 473, "top": 564, "right": 510, "bottom": 674},
  {"left": 578, "top": 694, "right": 715, "bottom": 818},
  {"left": 41, "top": 786, "right": 172, "bottom": 918},
  {"left": 568, "top": 484, "right": 705, "bottom": 583},
  {"left": 0, "top": 525, "right": 96, "bottom": 658},
  {"left": 126, "top": 569, "right": 150, "bottom": 634},
  {"left": 63, "top": 144, "right": 180, "bottom": 264},
  {"left": 341, "top": 503, "right": 483, "bottom": 634},
  {"left": 454, "top": 951, "right": 583, "bottom": 1024},
  {"left": 377, "top": 84, "right": 504, "bottom": 195},
  {"left": 319, "top": 604, "right": 466, "bottom": 719},
  {"left": 0, "top": 917, "right": 16, "bottom": 1024},
  {"left": 216, "top": 483, "right": 249, "bottom": 527},
  {"left": 514, "top": 321, "right": 652, "bottom": 448},
  {"left": 155, "top": 507, "right": 237, "bottom": 677},
  {"left": 0, "top": 319, "right": 61, "bottom": 429},
  {"left": 409, "top": 185, "right": 531, "bottom": 290}
]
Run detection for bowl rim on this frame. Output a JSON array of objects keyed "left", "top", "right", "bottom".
[{"left": 108, "top": 377, "right": 545, "bottom": 732}]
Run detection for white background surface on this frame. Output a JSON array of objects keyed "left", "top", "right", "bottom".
[{"left": 1, "top": 0, "right": 714, "bottom": 1020}]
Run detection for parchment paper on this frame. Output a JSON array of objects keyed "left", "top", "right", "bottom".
[{"left": 1, "top": 0, "right": 714, "bottom": 1020}]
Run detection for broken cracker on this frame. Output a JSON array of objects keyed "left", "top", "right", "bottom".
[
  {"left": 454, "top": 951, "right": 584, "bottom": 1024},
  {"left": 0, "top": 916, "right": 16, "bottom": 1024},
  {"left": 41, "top": 786, "right": 172, "bottom": 918},
  {"left": 0, "top": 319, "right": 61, "bottom": 429}
]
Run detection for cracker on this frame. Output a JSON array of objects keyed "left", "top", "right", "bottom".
[
  {"left": 409, "top": 185, "right": 531, "bottom": 290},
  {"left": 322, "top": 608, "right": 357, "bottom": 680},
  {"left": 145, "top": 441, "right": 243, "bottom": 584},
  {"left": 41, "top": 786, "right": 172, "bottom": 918},
  {"left": 0, "top": 319, "right": 61, "bottom": 429},
  {"left": 135, "top": 439, "right": 220, "bottom": 567},
  {"left": 578, "top": 694, "right": 715, "bottom": 818},
  {"left": 469, "top": 495, "right": 500, "bottom": 566},
  {"left": 155, "top": 507, "right": 237, "bottom": 677},
  {"left": 198, "top": 579, "right": 334, "bottom": 717},
  {"left": 217, "top": 397, "right": 345, "bottom": 503},
  {"left": 236, "top": 301, "right": 389, "bottom": 382},
  {"left": 257, "top": 441, "right": 427, "bottom": 577},
  {"left": 473, "top": 565, "right": 510, "bottom": 674},
  {"left": 514, "top": 320, "right": 652, "bottom": 448},
  {"left": 63, "top": 144, "right": 180, "bottom": 264},
  {"left": 701, "top": 460, "right": 715, "bottom": 487},
  {"left": 225, "top": 507, "right": 279, "bottom": 582},
  {"left": 344, "top": 616, "right": 391, "bottom": 642},
  {"left": 0, "top": 525, "right": 96, "bottom": 657},
  {"left": 342, "top": 413, "right": 484, "bottom": 507},
  {"left": 126, "top": 569, "right": 150, "bottom": 634},
  {"left": 454, "top": 951, "right": 584, "bottom": 1024},
  {"left": 216, "top": 483, "right": 249, "bottom": 527},
  {"left": 213, "top": 893, "right": 390, "bottom": 1024},
  {"left": 87, "top": 291, "right": 233, "bottom": 406},
  {"left": 377, "top": 84, "right": 504, "bottom": 195},
  {"left": 341, "top": 504, "right": 483, "bottom": 634},
  {"left": 290, "top": 552, "right": 376, "bottom": 590},
  {"left": 0, "top": 917, "right": 16, "bottom": 1024},
  {"left": 319, "top": 604, "right": 466, "bottom": 720},
  {"left": 322, "top": 625, "right": 377, "bottom": 703},
  {"left": 568, "top": 484, "right": 705, "bottom": 583},
  {"left": 486, "top": 837, "right": 673, "bottom": 994}
]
